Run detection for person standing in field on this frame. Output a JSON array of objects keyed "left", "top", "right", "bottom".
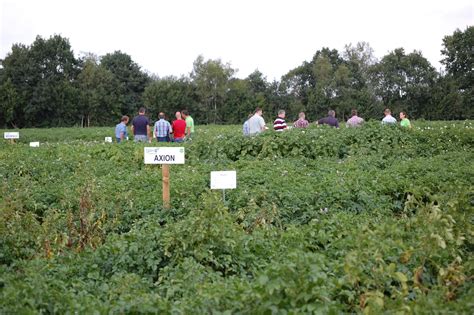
[
  {"left": 171, "top": 111, "right": 186, "bottom": 143},
  {"left": 273, "top": 110, "right": 288, "bottom": 131},
  {"left": 317, "top": 110, "right": 339, "bottom": 128},
  {"left": 154, "top": 112, "right": 172, "bottom": 142},
  {"left": 242, "top": 113, "right": 253, "bottom": 136},
  {"left": 248, "top": 107, "right": 266, "bottom": 135},
  {"left": 181, "top": 110, "right": 194, "bottom": 140},
  {"left": 346, "top": 109, "right": 364, "bottom": 127},
  {"left": 115, "top": 115, "right": 129, "bottom": 143},
  {"left": 399, "top": 111, "right": 412, "bottom": 128},
  {"left": 382, "top": 108, "right": 397, "bottom": 125},
  {"left": 131, "top": 107, "right": 151, "bottom": 143},
  {"left": 294, "top": 112, "right": 309, "bottom": 128}
]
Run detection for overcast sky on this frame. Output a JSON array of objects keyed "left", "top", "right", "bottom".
[{"left": 1, "top": 0, "right": 472, "bottom": 80}]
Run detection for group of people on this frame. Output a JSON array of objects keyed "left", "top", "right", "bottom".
[
  {"left": 243, "top": 107, "right": 411, "bottom": 136},
  {"left": 114, "top": 108, "right": 195, "bottom": 143}
]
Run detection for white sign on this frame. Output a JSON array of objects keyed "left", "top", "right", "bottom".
[
  {"left": 29, "top": 142, "right": 40, "bottom": 147},
  {"left": 144, "top": 147, "right": 185, "bottom": 164},
  {"left": 4, "top": 132, "right": 19, "bottom": 139},
  {"left": 105, "top": 137, "right": 112, "bottom": 143},
  {"left": 211, "top": 171, "right": 237, "bottom": 190}
]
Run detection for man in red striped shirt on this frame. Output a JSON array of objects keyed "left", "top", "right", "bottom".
[{"left": 273, "top": 110, "right": 288, "bottom": 131}]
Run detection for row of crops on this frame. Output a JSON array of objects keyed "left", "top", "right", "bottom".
[{"left": 1, "top": 121, "right": 473, "bottom": 313}]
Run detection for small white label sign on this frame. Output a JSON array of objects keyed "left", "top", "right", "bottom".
[
  {"left": 30, "top": 142, "right": 40, "bottom": 147},
  {"left": 211, "top": 171, "right": 237, "bottom": 189},
  {"left": 4, "top": 132, "right": 19, "bottom": 139},
  {"left": 144, "top": 147, "right": 185, "bottom": 164},
  {"left": 105, "top": 137, "right": 112, "bottom": 143}
]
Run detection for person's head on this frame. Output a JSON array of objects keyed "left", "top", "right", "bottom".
[
  {"left": 138, "top": 107, "right": 146, "bottom": 115},
  {"left": 328, "top": 110, "right": 336, "bottom": 118},
  {"left": 254, "top": 107, "right": 263, "bottom": 116},
  {"left": 400, "top": 111, "right": 407, "bottom": 119},
  {"left": 181, "top": 110, "right": 189, "bottom": 118},
  {"left": 175, "top": 111, "right": 182, "bottom": 119},
  {"left": 158, "top": 112, "right": 165, "bottom": 120},
  {"left": 351, "top": 109, "right": 358, "bottom": 117},
  {"left": 278, "top": 109, "right": 285, "bottom": 118},
  {"left": 384, "top": 108, "right": 391, "bottom": 116},
  {"left": 121, "top": 115, "right": 129, "bottom": 124}
]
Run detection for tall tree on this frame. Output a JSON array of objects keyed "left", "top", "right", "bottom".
[
  {"left": 100, "top": 51, "right": 150, "bottom": 116},
  {"left": 342, "top": 42, "right": 380, "bottom": 118},
  {"left": 76, "top": 56, "right": 121, "bottom": 127},
  {"left": 371, "top": 48, "right": 436, "bottom": 118},
  {"left": 439, "top": 26, "right": 473, "bottom": 119},
  {"left": 143, "top": 76, "right": 197, "bottom": 122},
  {"left": 191, "top": 55, "right": 235, "bottom": 124},
  {"left": 1, "top": 35, "right": 80, "bottom": 127}
]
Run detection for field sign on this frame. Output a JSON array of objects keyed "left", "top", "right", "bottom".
[
  {"left": 30, "top": 142, "right": 40, "bottom": 147},
  {"left": 105, "top": 137, "right": 112, "bottom": 143},
  {"left": 144, "top": 147, "right": 185, "bottom": 164},
  {"left": 144, "top": 147, "right": 185, "bottom": 209},
  {"left": 4, "top": 132, "right": 19, "bottom": 139},
  {"left": 211, "top": 171, "right": 237, "bottom": 190}
]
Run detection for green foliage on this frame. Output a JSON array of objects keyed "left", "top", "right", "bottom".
[{"left": 0, "top": 122, "right": 472, "bottom": 313}]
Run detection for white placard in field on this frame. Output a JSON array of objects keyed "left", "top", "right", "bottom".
[
  {"left": 144, "top": 147, "right": 185, "bottom": 164},
  {"left": 105, "top": 137, "right": 113, "bottom": 143},
  {"left": 4, "top": 132, "right": 19, "bottom": 139},
  {"left": 29, "top": 142, "right": 40, "bottom": 147},
  {"left": 211, "top": 171, "right": 237, "bottom": 190}
]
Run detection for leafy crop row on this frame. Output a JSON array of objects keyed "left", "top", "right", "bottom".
[{"left": 0, "top": 122, "right": 473, "bottom": 313}]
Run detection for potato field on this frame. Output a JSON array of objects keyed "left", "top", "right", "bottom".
[{"left": 0, "top": 122, "right": 473, "bottom": 314}]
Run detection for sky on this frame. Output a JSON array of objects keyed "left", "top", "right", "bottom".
[{"left": 1, "top": 0, "right": 473, "bottom": 80}]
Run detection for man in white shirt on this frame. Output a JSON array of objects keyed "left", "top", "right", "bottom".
[
  {"left": 248, "top": 107, "right": 266, "bottom": 135},
  {"left": 382, "top": 108, "right": 397, "bottom": 124}
]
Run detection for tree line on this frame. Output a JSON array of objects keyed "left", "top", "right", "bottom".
[{"left": 0, "top": 26, "right": 472, "bottom": 128}]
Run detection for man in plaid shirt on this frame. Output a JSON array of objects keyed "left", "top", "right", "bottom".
[
  {"left": 294, "top": 112, "right": 309, "bottom": 128},
  {"left": 153, "top": 112, "right": 172, "bottom": 142}
]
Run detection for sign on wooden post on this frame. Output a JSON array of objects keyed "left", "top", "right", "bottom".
[{"left": 144, "top": 147, "right": 185, "bottom": 209}]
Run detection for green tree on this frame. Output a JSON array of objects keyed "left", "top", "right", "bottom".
[
  {"left": 0, "top": 78, "right": 20, "bottom": 128},
  {"left": 439, "top": 26, "right": 473, "bottom": 119},
  {"left": 371, "top": 48, "right": 436, "bottom": 118},
  {"left": 0, "top": 35, "right": 80, "bottom": 127},
  {"left": 143, "top": 76, "right": 197, "bottom": 122},
  {"left": 101, "top": 51, "right": 150, "bottom": 116},
  {"left": 191, "top": 55, "right": 235, "bottom": 124},
  {"left": 76, "top": 56, "right": 121, "bottom": 127},
  {"left": 342, "top": 42, "right": 380, "bottom": 118}
]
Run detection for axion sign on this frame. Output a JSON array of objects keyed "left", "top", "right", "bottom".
[
  {"left": 144, "top": 147, "right": 185, "bottom": 164},
  {"left": 144, "top": 147, "right": 185, "bottom": 209}
]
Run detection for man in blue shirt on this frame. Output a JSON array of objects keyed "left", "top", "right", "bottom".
[
  {"left": 131, "top": 107, "right": 151, "bottom": 142},
  {"left": 317, "top": 110, "right": 339, "bottom": 128},
  {"left": 154, "top": 112, "right": 172, "bottom": 142},
  {"left": 115, "top": 116, "right": 129, "bottom": 143}
]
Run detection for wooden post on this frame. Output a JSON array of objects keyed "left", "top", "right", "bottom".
[
  {"left": 10, "top": 139, "right": 14, "bottom": 144},
  {"left": 162, "top": 164, "right": 170, "bottom": 209}
]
